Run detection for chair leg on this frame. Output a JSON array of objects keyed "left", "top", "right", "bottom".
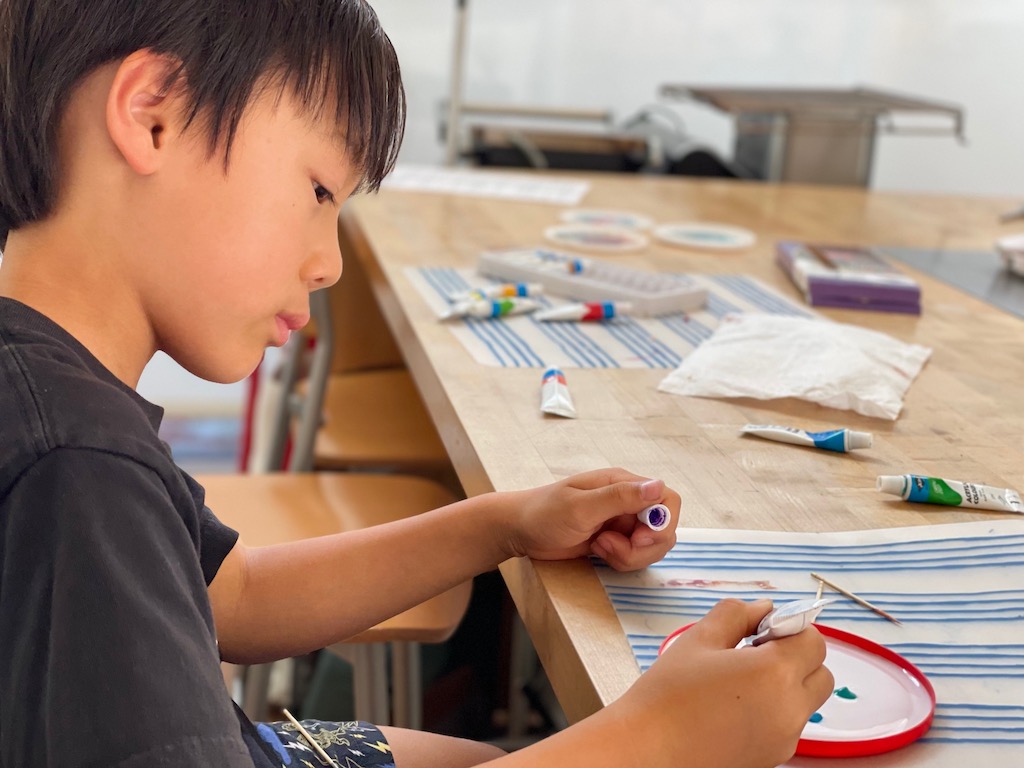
[
  {"left": 390, "top": 641, "right": 422, "bottom": 730},
  {"left": 242, "top": 663, "right": 274, "bottom": 720},
  {"left": 347, "top": 644, "right": 392, "bottom": 726},
  {"left": 506, "top": 615, "right": 534, "bottom": 737}
]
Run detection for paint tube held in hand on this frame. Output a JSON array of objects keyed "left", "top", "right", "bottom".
[
  {"left": 441, "top": 297, "right": 540, "bottom": 321},
  {"left": 638, "top": 503, "right": 671, "bottom": 532},
  {"left": 877, "top": 474, "right": 1023, "bottom": 513},
  {"left": 739, "top": 598, "right": 834, "bottom": 648},
  {"left": 661, "top": 598, "right": 833, "bottom": 654},
  {"left": 741, "top": 424, "right": 873, "bottom": 453},
  {"left": 540, "top": 367, "right": 576, "bottom": 418}
]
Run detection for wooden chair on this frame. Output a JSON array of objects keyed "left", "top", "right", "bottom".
[
  {"left": 198, "top": 471, "right": 470, "bottom": 726},
  {"left": 200, "top": 283, "right": 469, "bottom": 726},
  {"left": 305, "top": 216, "right": 454, "bottom": 485}
]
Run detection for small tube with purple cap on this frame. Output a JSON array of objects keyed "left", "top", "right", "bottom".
[{"left": 638, "top": 503, "right": 671, "bottom": 532}]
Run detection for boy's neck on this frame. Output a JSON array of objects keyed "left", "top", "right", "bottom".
[{"left": 0, "top": 223, "right": 156, "bottom": 389}]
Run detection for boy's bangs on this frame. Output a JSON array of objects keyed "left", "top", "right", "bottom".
[
  {"left": 282, "top": 4, "right": 405, "bottom": 194},
  {"left": 171, "top": 1, "right": 405, "bottom": 194}
]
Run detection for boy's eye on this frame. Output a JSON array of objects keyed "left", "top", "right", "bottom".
[{"left": 313, "top": 182, "right": 336, "bottom": 205}]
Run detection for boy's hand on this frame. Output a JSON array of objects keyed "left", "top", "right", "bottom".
[
  {"left": 617, "top": 599, "right": 834, "bottom": 768},
  {"left": 504, "top": 468, "right": 679, "bottom": 571}
]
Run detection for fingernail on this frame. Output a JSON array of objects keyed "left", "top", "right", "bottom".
[
  {"left": 635, "top": 535, "right": 655, "bottom": 547},
  {"left": 639, "top": 479, "right": 663, "bottom": 500}
]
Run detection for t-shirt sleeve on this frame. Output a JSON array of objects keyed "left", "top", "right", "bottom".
[{"left": 0, "top": 448, "right": 254, "bottom": 768}]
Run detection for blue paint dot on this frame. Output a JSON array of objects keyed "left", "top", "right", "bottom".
[{"left": 809, "top": 712, "right": 823, "bottom": 724}]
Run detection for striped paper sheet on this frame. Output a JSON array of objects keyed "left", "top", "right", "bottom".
[
  {"left": 597, "top": 521, "right": 1024, "bottom": 766},
  {"left": 407, "top": 267, "right": 813, "bottom": 369}
]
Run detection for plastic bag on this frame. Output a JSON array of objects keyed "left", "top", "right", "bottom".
[{"left": 657, "top": 314, "right": 931, "bottom": 420}]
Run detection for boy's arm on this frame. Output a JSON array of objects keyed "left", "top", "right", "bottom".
[
  {"left": 486, "top": 600, "right": 832, "bottom": 768},
  {"left": 208, "top": 469, "right": 677, "bottom": 663}
]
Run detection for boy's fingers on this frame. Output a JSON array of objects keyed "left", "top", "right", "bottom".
[
  {"left": 584, "top": 478, "right": 674, "bottom": 526},
  {"left": 689, "top": 598, "right": 774, "bottom": 649},
  {"left": 593, "top": 528, "right": 675, "bottom": 571},
  {"left": 804, "top": 664, "right": 836, "bottom": 709},
  {"left": 768, "top": 625, "right": 828, "bottom": 673}
]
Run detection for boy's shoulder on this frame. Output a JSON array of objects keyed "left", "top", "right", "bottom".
[{"left": 0, "top": 298, "right": 170, "bottom": 497}]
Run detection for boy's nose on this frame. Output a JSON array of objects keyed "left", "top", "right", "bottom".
[{"left": 304, "top": 232, "right": 343, "bottom": 290}]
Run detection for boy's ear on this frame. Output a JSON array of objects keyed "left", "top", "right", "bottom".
[{"left": 105, "top": 50, "right": 188, "bottom": 176}]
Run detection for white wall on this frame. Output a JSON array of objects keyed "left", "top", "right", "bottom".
[
  {"left": 142, "top": 0, "right": 1024, "bottom": 411},
  {"left": 373, "top": 0, "right": 1024, "bottom": 197}
]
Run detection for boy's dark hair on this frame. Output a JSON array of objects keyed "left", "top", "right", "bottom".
[{"left": 0, "top": 0, "right": 406, "bottom": 246}]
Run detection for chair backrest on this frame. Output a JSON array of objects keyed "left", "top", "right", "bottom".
[{"left": 331, "top": 212, "right": 404, "bottom": 374}]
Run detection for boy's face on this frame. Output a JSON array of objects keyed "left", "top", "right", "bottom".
[{"left": 132, "top": 86, "right": 358, "bottom": 384}]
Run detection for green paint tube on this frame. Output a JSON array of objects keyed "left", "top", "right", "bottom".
[{"left": 877, "top": 474, "right": 1023, "bottom": 514}]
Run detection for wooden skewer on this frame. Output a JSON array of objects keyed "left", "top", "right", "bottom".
[
  {"left": 810, "top": 572, "right": 903, "bottom": 626},
  {"left": 283, "top": 708, "right": 339, "bottom": 768},
  {"left": 814, "top": 577, "right": 824, "bottom": 602}
]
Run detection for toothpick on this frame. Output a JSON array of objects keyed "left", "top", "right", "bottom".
[
  {"left": 814, "top": 577, "right": 824, "bottom": 602},
  {"left": 810, "top": 572, "right": 903, "bottom": 626},
  {"left": 283, "top": 708, "right": 339, "bottom": 768}
]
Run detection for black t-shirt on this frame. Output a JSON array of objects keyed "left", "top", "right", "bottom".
[{"left": 0, "top": 298, "right": 279, "bottom": 767}]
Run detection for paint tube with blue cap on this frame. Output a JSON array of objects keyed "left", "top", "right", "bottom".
[
  {"left": 741, "top": 424, "right": 873, "bottom": 453},
  {"left": 448, "top": 282, "right": 544, "bottom": 303}
]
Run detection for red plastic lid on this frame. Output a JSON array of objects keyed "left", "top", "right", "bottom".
[{"left": 658, "top": 623, "right": 936, "bottom": 758}]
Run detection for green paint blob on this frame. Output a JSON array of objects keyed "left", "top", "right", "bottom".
[
  {"left": 809, "top": 712, "right": 824, "bottom": 723},
  {"left": 834, "top": 686, "right": 858, "bottom": 700}
]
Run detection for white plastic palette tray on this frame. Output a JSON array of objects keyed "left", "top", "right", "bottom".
[{"left": 478, "top": 248, "right": 707, "bottom": 317}]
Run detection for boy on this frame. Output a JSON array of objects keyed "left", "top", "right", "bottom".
[{"left": 0, "top": 1, "right": 831, "bottom": 767}]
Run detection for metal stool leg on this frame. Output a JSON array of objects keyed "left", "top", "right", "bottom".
[
  {"left": 390, "top": 641, "right": 422, "bottom": 729},
  {"left": 348, "top": 644, "right": 391, "bottom": 725},
  {"left": 242, "top": 663, "right": 274, "bottom": 720}
]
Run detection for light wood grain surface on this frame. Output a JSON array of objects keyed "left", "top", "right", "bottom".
[{"left": 339, "top": 172, "right": 1024, "bottom": 723}]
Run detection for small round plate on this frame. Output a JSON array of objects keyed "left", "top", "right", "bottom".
[
  {"left": 560, "top": 209, "right": 654, "bottom": 230},
  {"left": 658, "top": 623, "right": 935, "bottom": 758},
  {"left": 653, "top": 222, "right": 756, "bottom": 251},
  {"left": 996, "top": 233, "right": 1024, "bottom": 276},
  {"left": 544, "top": 224, "right": 649, "bottom": 253}
]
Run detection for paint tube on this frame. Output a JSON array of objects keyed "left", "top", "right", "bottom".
[
  {"left": 877, "top": 474, "right": 1023, "bottom": 513},
  {"left": 638, "top": 503, "right": 671, "bottom": 532},
  {"left": 540, "top": 367, "right": 576, "bottom": 418},
  {"left": 448, "top": 282, "right": 544, "bottom": 303},
  {"left": 741, "top": 424, "right": 873, "bottom": 452},
  {"left": 534, "top": 301, "right": 633, "bottom": 322},
  {"left": 440, "top": 297, "right": 540, "bottom": 321},
  {"left": 739, "top": 598, "right": 834, "bottom": 648}
]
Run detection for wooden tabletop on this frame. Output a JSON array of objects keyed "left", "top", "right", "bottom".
[{"left": 339, "top": 172, "right": 1024, "bottom": 723}]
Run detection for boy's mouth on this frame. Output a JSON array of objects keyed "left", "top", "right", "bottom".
[
  {"left": 277, "top": 312, "right": 310, "bottom": 332},
  {"left": 272, "top": 313, "right": 310, "bottom": 346}
]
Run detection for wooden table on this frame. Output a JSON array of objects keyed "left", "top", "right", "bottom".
[{"left": 339, "top": 173, "right": 1024, "bottom": 723}]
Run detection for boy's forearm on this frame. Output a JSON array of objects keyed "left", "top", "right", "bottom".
[
  {"left": 213, "top": 491, "right": 519, "bottom": 663},
  {"left": 482, "top": 701, "right": 649, "bottom": 768}
]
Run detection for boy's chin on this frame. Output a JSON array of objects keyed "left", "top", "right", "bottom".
[{"left": 170, "top": 350, "right": 264, "bottom": 386}]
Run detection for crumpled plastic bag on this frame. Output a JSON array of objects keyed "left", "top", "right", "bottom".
[{"left": 657, "top": 313, "right": 931, "bottom": 420}]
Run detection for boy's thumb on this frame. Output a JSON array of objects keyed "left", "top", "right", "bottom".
[{"left": 690, "top": 598, "right": 773, "bottom": 649}]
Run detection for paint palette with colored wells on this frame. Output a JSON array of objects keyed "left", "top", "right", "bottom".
[{"left": 659, "top": 624, "right": 935, "bottom": 758}]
